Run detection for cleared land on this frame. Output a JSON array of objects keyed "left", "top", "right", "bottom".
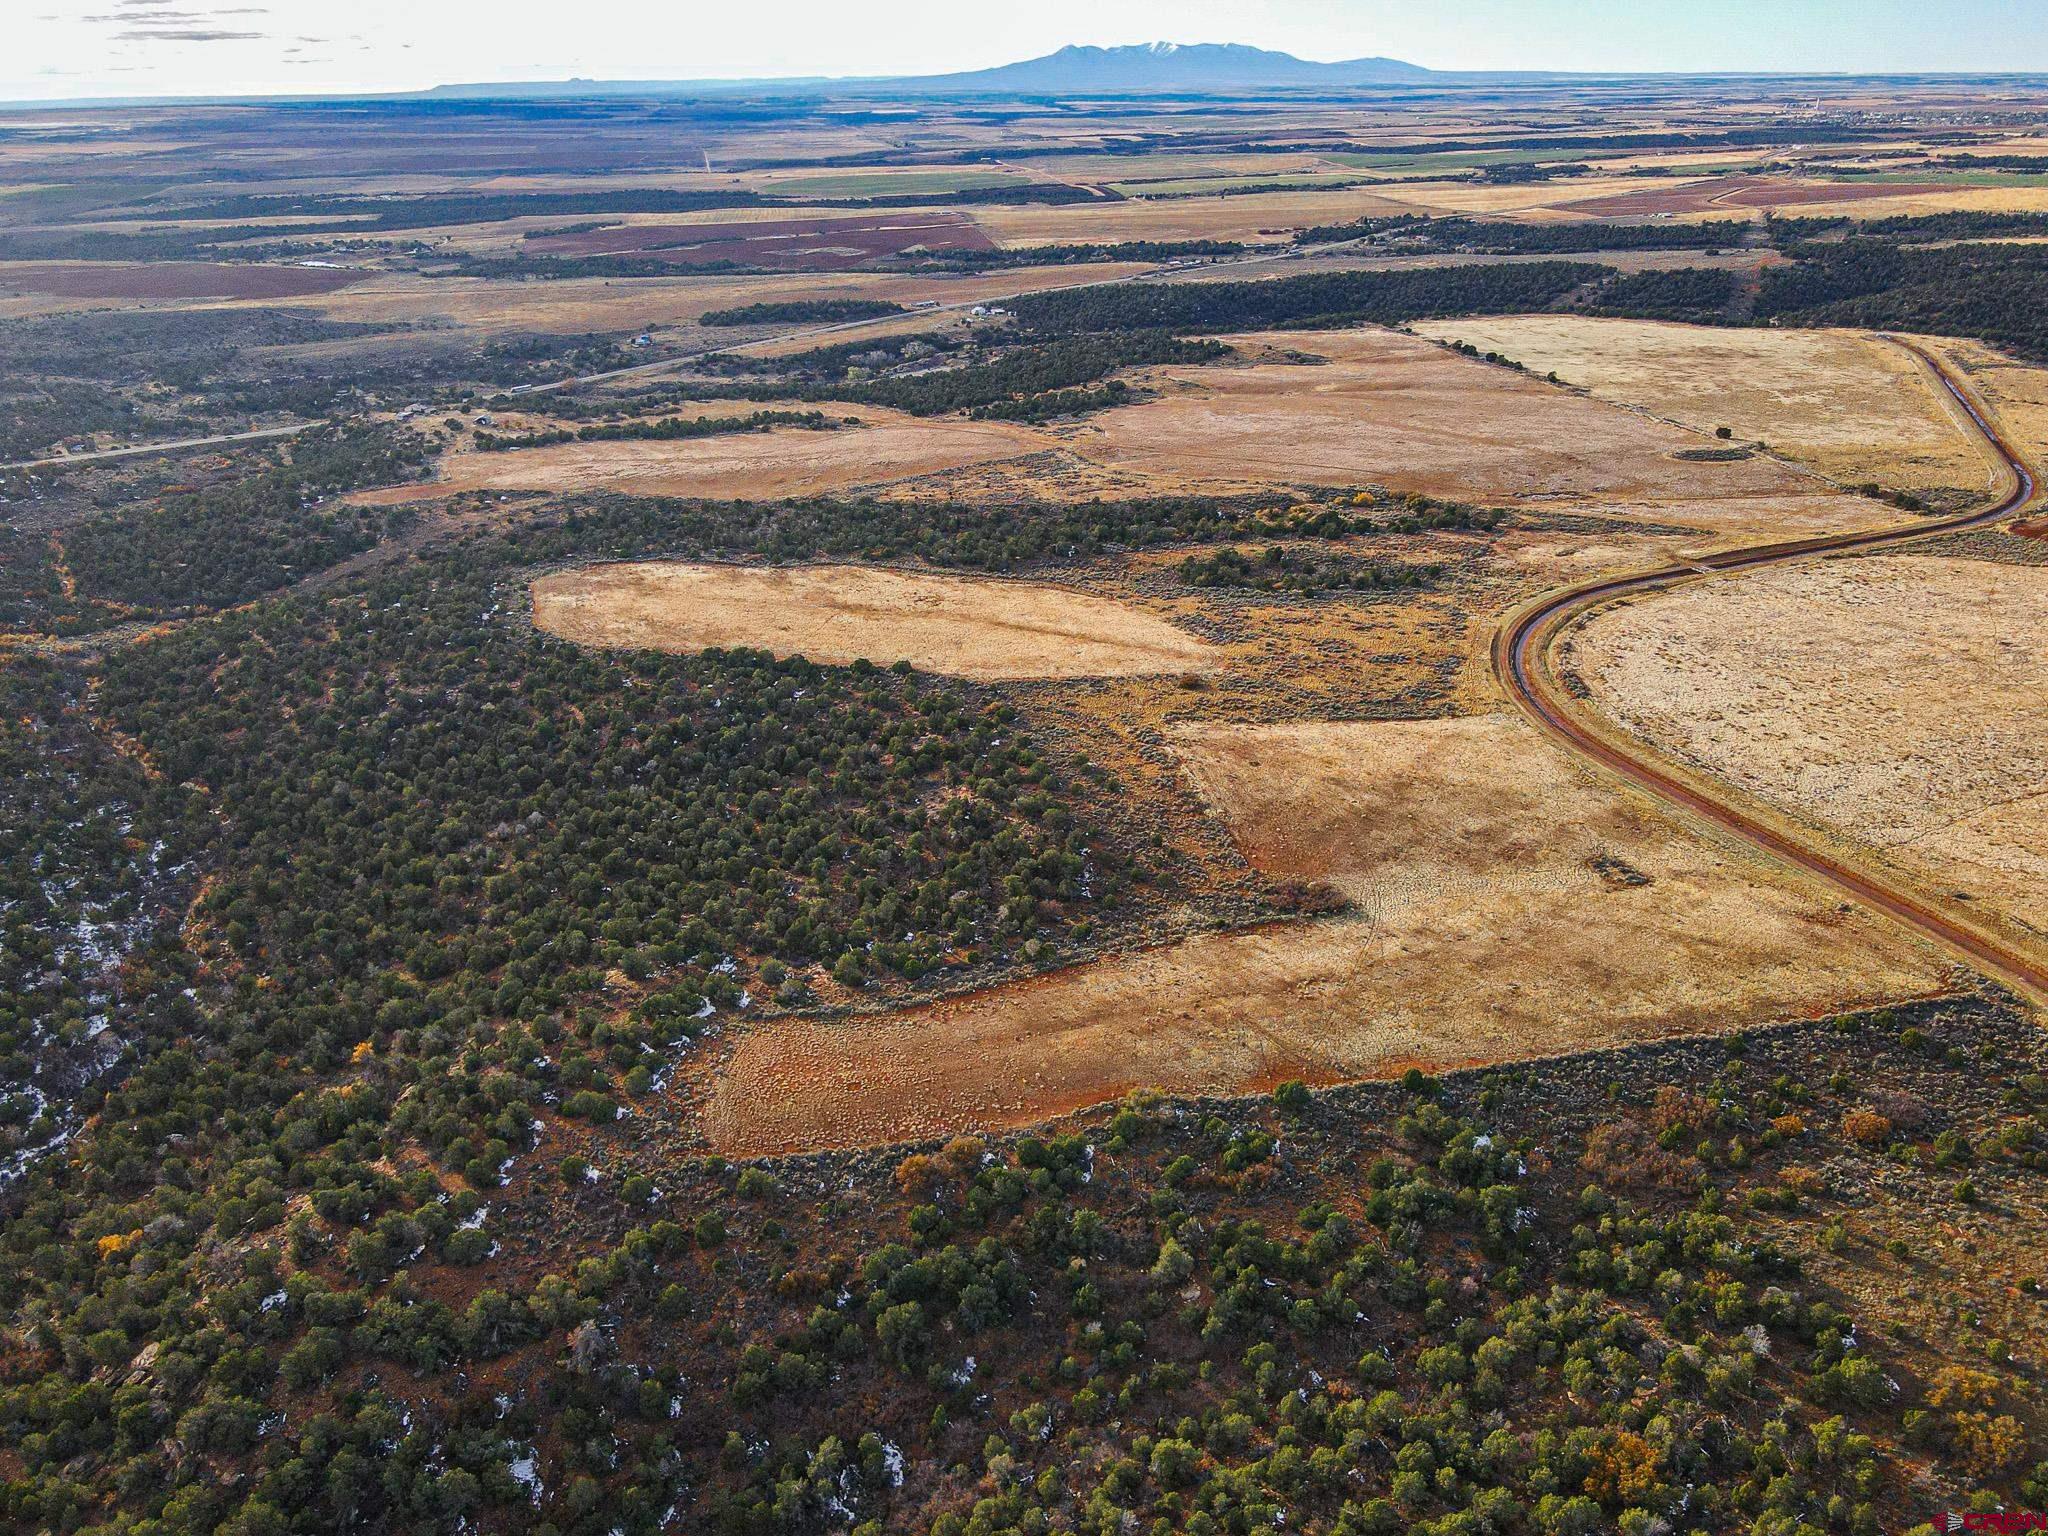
[
  {"left": 703, "top": 713, "right": 1944, "bottom": 1154},
  {"left": 0, "top": 259, "right": 368, "bottom": 301},
  {"left": 522, "top": 210, "right": 994, "bottom": 268},
  {"left": 1414, "top": 316, "right": 1998, "bottom": 494},
  {"left": 531, "top": 562, "right": 1219, "bottom": 679},
  {"left": 350, "top": 414, "right": 1046, "bottom": 503},
  {"left": 1078, "top": 328, "right": 1858, "bottom": 515},
  {"left": 1574, "top": 552, "right": 2048, "bottom": 944}
]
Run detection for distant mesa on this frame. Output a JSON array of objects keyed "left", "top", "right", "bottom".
[
  {"left": 422, "top": 42, "right": 1439, "bottom": 101},
  {"left": 916, "top": 42, "right": 1438, "bottom": 93}
]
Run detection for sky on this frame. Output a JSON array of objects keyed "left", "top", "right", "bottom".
[{"left": 10, "top": 0, "right": 2048, "bottom": 103}]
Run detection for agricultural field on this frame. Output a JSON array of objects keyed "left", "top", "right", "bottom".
[{"left": 3, "top": 62, "right": 2048, "bottom": 1536}]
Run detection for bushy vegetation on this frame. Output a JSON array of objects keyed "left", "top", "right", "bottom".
[
  {"left": 1588, "top": 267, "right": 1744, "bottom": 322},
  {"left": 475, "top": 410, "right": 842, "bottom": 452},
  {"left": 6, "top": 974, "right": 2039, "bottom": 1534},
  {"left": 1294, "top": 215, "right": 1747, "bottom": 253},
  {"left": 0, "top": 525, "right": 124, "bottom": 636},
  {"left": 1010, "top": 262, "right": 1611, "bottom": 335},
  {"left": 698, "top": 299, "right": 909, "bottom": 326},
  {"left": 1176, "top": 544, "right": 1446, "bottom": 596},
  {"left": 59, "top": 425, "right": 429, "bottom": 614},
  {"left": 0, "top": 654, "right": 187, "bottom": 1171},
  {"left": 505, "top": 489, "right": 1499, "bottom": 575},
  {"left": 0, "top": 527, "right": 1150, "bottom": 1530},
  {"left": 711, "top": 330, "right": 1227, "bottom": 417}
]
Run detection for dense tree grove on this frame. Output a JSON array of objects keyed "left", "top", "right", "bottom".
[
  {"left": 708, "top": 330, "right": 1229, "bottom": 417},
  {"left": 0, "top": 655, "right": 189, "bottom": 1171},
  {"left": 498, "top": 489, "right": 1497, "bottom": 574},
  {"left": 1293, "top": 215, "right": 1747, "bottom": 253},
  {"left": 58, "top": 426, "right": 429, "bottom": 614},
  {"left": 475, "top": 410, "right": 843, "bottom": 452},
  {"left": 1587, "top": 268, "right": 1744, "bottom": 322},
  {"left": 0, "top": 521, "right": 1154, "bottom": 1531},
  {"left": 0, "top": 526, "right": 127, "bottom": 636},
  {"left": 4, "top": 970, "right": 2040, "bottom": 1533},
  {"left": 1175, "top": 544, "right": 1447, "bottom": 596},
  {"left": 699, "top": 300, "right": 910, "bottom": 326},
  {"left": 1009, "top": 263, "right": 1610, "bottom": 335}
]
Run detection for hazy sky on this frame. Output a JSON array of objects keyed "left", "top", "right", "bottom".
[{"left": 11, "top": 0, "right": 2048, "bottom": 103}]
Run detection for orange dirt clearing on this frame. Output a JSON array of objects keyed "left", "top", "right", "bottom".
[
  {"left": 531, "top": 562, "right": 1221, "bottom": 680},
  {"left": 701, "top": 714, "right": 1944, "bottom": 1155}
]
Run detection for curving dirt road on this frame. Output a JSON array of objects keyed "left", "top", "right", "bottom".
[{"left": 1495, "top": 339, "right": 2048, "bottom": 1004}]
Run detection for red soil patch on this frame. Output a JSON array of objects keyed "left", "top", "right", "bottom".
[
  {"left": 2012, "top": 515, "right": 2048, "bottom": 540},
  {"left": 1562, "top": 176, "right": 1953, "bottom": 217},
  {"left": 0, "top": 261, "right": 369, "bottom": 301},
  {"left": 522, "top": 212, "right": 993, "bottom": 270}
]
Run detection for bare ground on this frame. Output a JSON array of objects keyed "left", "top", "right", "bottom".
[{"left": 530, "top": 562, "right": 1221, "bottom": 680}]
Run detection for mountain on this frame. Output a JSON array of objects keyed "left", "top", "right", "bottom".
[
  {"left": 915, "top": 42, "right": 1438, "bottom": 93},
  {"left": 417, "top": 43, "right": 1439, "bottom": 102}
]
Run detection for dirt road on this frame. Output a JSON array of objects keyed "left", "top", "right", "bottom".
[{"left": 1496, "top": 339, "right": 2048, "bottom": 1003}]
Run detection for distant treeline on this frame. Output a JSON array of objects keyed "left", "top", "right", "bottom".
[
  {"left": 113, "top": 181, "right": 1106, "bottom": 235},
  {"left": 942, "top": 121, "right": 1931, "bottom": 164},
  {"left": 906, "top": 239, "right": 1245, "bottom": 268},
  {"left": 1010, "top": 261, "right": 1609, "bottom": 334},
  {"left": 1295, "top": 214, "right": 1747, "bottom": 252},
  {"left": 475, "top": 410, "right": 840, "bottom": 451},
  {"left": 698, "top": 299, "right": 908, "bottom": 326}
]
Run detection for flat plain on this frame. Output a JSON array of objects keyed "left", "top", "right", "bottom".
[
  {"left": 530, "top": 562, "right": 1222, "bottom": 679},
  {"left": 1414, "top": 316, "right": 1998, "bottom": 494},
  {"left": 1574, "top": 552, "right": 2048, "bottom": 944}
]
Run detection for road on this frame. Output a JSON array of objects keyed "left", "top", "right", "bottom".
[
  {"left": 507, "top": 239, "right": 1332, "bottom": 397},
  {"left": 5, "top": 241, "right": 1341, "bottom": 470},
  {"left": 1494, "top": 339, "right": 2048, "bottom": 1004},
  {"left": 0, "top": 421, "right": 317, "bottom": 473}
]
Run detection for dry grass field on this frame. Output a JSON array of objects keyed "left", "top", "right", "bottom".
[
  {"left": 349, "top": 413, "right": 1047, "bottom": 503},
  {"left": 1921, "top": 334, "right": 2048, "bottom": 494},
  {"left": 1413, "top": 317, "right": 1998, "bottom": 494},
  {"left": 703, "top": 713, "right": 1945, "bottom": 1154},
  {"left": 530, "top": 562, "right": 1221, "bottom": 679},
  {"left": 1074, "top": 328, "right": 1845, "bottom": 510},
  {"left": 1573, "top": 552, "right": 2048, "bottom": 945}
]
